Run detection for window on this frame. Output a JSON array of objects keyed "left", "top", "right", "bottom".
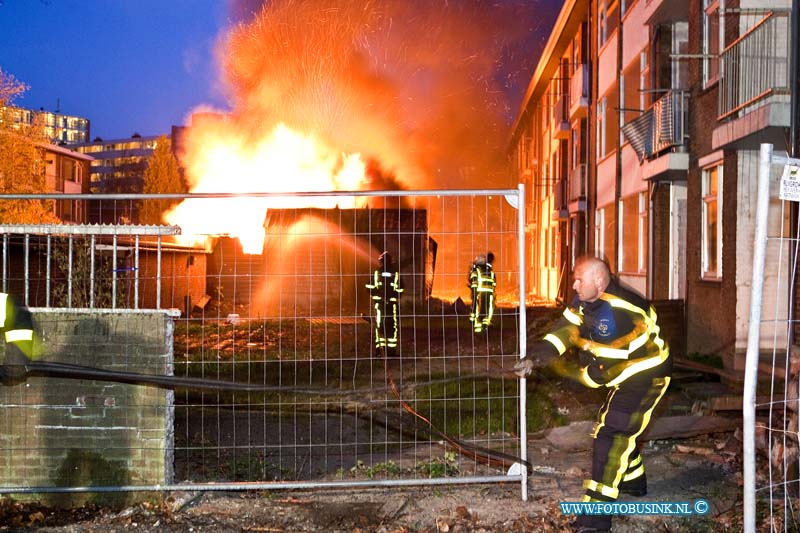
[
  {"left": 598, "top": 4, "right": 608, "bottom": 49},
  {"left": 702, "top": 0, "right": 720, "bottom": 86},
  {"left": 597, "top": 97, "right": 606, "bottom": 159},
  {"left": 701, "top": 164, "right": 722, "bottom": 278},
  {"left": 595, "top": 205, "right": 617, "bottom": 271},
  {"left": 672, "top": 22, "right": 689, "bottom": 89},
  {"left": 620, "top": 193, "right": 647, "bottom": 273},
  {"left": 640, "top": 51, "right": 649, "bottom": 111}
]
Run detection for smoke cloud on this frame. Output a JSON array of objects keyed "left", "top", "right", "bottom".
[{"left": 203, "top": 0, "right": 555, "bottom": 190}]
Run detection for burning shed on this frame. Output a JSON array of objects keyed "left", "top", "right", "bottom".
[{"left": 207, "top": 207, "right": 433, "bottom": 319}]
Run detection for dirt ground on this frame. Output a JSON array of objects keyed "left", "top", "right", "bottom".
[
  {"left": 1, "top": 374, "right": 745, "bottom": 532},
  {"left": 1, "top": 431, "right": 742, "bottom": 532},
  {"left": 0, "top": 306, "right": 748, "bottom": 532}
]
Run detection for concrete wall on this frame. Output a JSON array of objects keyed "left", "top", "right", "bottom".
[{"left": 0, "top": 310, "right": 175, "bottom": 506}]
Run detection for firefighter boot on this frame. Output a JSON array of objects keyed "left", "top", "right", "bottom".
[
  {"left": 572, "top": 513, "right": 612, "bottom": 532},
  {"left": 619, "top": 472, "right": 647, "bottom": 497}
]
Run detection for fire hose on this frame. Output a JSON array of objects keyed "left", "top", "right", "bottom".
[
  {"left": 381, "top": 345, "right": 531, "bottom": 473},
  {"left": 1, "top": 348, "right": 532, "bottom": 473},
  {"left": 1, "top": 356, "right": 378, "bottom": 395}
]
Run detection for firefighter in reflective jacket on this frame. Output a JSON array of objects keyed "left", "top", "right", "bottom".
[
  {"left": 0, "top": 292, "right": 35, "bottom": 383},
  {"left": 366, "top": 251, "right": 403, "bottom": 357},
  {"left": 468, "top": 252, "right": 496, "bottom": 332},
  {"left": 514, "top": 256, "right": 671, "bottom": 533}
]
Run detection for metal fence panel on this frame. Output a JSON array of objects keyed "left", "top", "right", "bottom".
[
  {"left": 743, "top": 145, "right": 800, "bottom": 532},
  {"left": 0, "top": 188, "right": 528, "bottom": 498}
]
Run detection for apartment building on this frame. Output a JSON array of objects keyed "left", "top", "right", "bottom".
[
  {"left": 74, "top": 134, "right": 161, "bottom": 223},
  {"left": 510, "top": 0, "right": 795, "bottom": 373},
  {"left": 2, "top": 106, "right": 90, "bottom": 145},
  {"left": 509, "top": 0, "right": 591, "bottom": 303}
]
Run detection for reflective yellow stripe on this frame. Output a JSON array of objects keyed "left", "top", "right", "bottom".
[
  {"left": 544, "top": 333, "right": 567, "bottom": 355},
  {"left": 591, "top": 345, "right": 631, "bottom": 359},
  {"left": 5, "top": 329, "right": 33, "bottom": 342},
  {"left": 588, "top": 329, "right": 652, "bottom": 360},
  {"left": 611, "top": 377, "right": 671, "bottom": 488},
  {"left": 606, "top": 349, "right": 670, "bottom": 387},
  {"left": 623, "top": 464, "right": 645, "bottom": 481},
  {"left": 579, "top": 367, "right": 602, "bottom": 388},
  {"left": 563, "top": 307, "right": 582, "bottom": 326},
  {"left": 628, "top": 455, "right": 642, "bottom": 468},
  {"left": 592, "top": 386, "right": 618, "bottom": 438},
  {"left": 0, "top": 293, "right": 6, "bottom": 325},
  {"left": 583, "top": 479, "right": 619, "bottom": 499}
]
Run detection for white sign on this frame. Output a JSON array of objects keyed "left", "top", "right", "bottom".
[{"left": 780, "top": 164, "right": 800, "bottom": 202}]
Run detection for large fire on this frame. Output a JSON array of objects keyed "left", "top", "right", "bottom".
[
  {"left": 162, "top": 0, "right": 549, "bottom": 300},
  {"left": 165, "top": 122, "right": 371, "bottom": 253}
]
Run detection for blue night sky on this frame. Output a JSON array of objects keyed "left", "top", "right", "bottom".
[
  {"left": 0, "top": 0, "right": 559, "bottom": 145},
  {"left": 0, "top": 0, "right": 235, "bottom": 141}
]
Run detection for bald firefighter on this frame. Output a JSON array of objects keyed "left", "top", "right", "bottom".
[
  {"left": 366, "top": 251, "right": 403, "bottom": 357},
  {"left": 0, "top": 292, "right": 35, "bottom": 383},
  {"left": 514, "top": 256, "right": 672, "bottom": 533},
  {"left": 468, "top": 252, "right": 496, "bottom": 333}
]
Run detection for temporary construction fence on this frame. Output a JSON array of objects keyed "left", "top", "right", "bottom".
[
  {"left": 743, "top": 145, "right": 800, "bottom": 532},
  {"left": 0, "top": 187, "right": 531, "bottom": 501}
]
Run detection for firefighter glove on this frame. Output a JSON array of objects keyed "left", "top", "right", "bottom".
[
  {"left": 513, "top": 339, "right": 559, "bottom": 377},
  {"left": 513, "top": 357, "right": 535, "bottom": 377}
]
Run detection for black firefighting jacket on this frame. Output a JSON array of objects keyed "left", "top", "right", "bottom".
[{"left": 528, "top": 280, "right": 671, "bottom": 388}]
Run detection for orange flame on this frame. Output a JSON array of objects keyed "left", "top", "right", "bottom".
[{"left": 166, "top": 122, "right": 370, "bottom": 253}]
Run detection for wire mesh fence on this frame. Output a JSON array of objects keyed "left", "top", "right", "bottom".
[
  {"left": 744, "top": 145, "right": 800, "bottom": 532},
  {"left": 0, "top": 188, "right": 529, "bottom": 497}
]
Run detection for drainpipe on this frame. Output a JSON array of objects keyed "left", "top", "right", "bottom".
[
  {"left": 647, "top": 181, "right": 654, "bottom": 299},
  {"left": 789, "top": 0, "right": 799, "bottom": 344},
  {"left": 719, "top": 0, "right": 725, "bottom": 82},
  {"left": 614, "top": 5, "right": 623, "bottom": 273}
]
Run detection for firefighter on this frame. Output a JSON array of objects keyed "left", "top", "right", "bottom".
[
  {"left": 513, "top": 256, "right": 672, "bottom": 533},
  {"left": 468, "top": 252, "right": 496, "bottom": 333},
  {"left": 366, "top": 251, "right": 403, "bottom": 357},
  {"left": 0, "top": 292, "right": 35, "bottom": 383}
]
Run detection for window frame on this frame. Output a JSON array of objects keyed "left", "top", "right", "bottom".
[
  {"left": 702, "top": 0, "right": 720, "bottom": 87},
  {"left": 701, "top": 163, "right": 723, "bottom": 279}
]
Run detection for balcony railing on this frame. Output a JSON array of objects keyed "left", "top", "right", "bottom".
[
  {"left": 621, "top": 90, "right": 688, "bottom": 162},
  {"left": 553, "top": 179, "right": 568, "bottom": 219},
  {"left": 568, "top": 164, "right": 586, "bottom": 204},
  {"left": 553, "top": 94, "right": 569, "bottom": 139},
  {"left": 569, "top": 64, "right": 589, "bottom": 119},
  {"left": 718, "top": 10, "right": 790, "bottom": 121}
]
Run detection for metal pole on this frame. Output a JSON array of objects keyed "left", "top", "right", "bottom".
[
  {"left": 743, "top": 143, "right": 773, "bottom": 533},
  {"left": 23, "top": 233, "right": 29, "bottom": 306},
  {"left": 517, "top": 182, "right": 528, "bottom": 501}
]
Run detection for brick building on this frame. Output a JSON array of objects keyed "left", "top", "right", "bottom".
[{"left": 509, "top": 0, "right": 795, "bottom": 373}]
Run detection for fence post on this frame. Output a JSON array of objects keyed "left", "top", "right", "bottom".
[{"left": 743, "top": 143, "right": 772, "bottom": 533}]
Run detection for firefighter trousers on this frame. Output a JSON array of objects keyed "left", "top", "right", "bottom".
[{"left": 576, "top": 375, "right": 671, "bottom": 530}]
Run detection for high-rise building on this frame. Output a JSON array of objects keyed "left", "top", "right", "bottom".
[
  {"left": 1, "top": 106, "right": 90, "bottom": 144},
  {"left": 74, "top": 134, "right": 161, "bottom": 223}
]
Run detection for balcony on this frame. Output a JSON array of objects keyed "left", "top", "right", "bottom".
[
  {"left": 552, "top": 94, "right": 570, "bottom": 140},
  {"left": 622, "top": 90, "right": 688, "bottom": 163},
  {"left": 713, "top": 10, "right": 791, "bottom": 150},
  {"left": 644, "top": 0, "right": 689, "bottom": 27},
  {"left": 553, "top": 179, "right": 569, "bottom": 220},
  {"left": 567, "top": 164, "right": 587, "bottom": 213},
  {"left": 569, "top": 64, "right": 589, "bottom": 120}
]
